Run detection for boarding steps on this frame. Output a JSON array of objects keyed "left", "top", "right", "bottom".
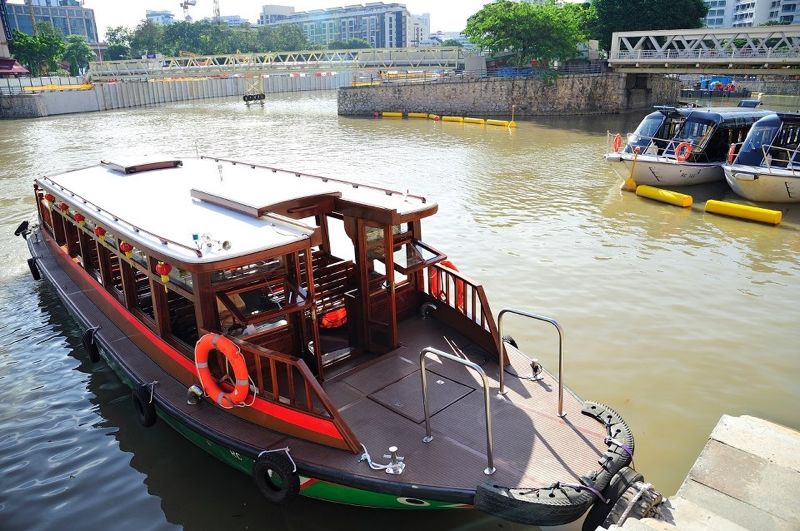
[{"left": 604, "top": 415, "right": 800, "bottom": 531}]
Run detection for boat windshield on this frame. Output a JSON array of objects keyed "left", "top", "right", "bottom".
[
  {"left": 736, "top": 115, "right": 782, "bottom": 166},
  {"left": 626, "top": 111, "right": 685, "bottom": 154},
  {"left": 670, "top": 115, "right": 718, "bottom": 152}
]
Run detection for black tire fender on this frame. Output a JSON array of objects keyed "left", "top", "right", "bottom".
[
  {"left": 582, "top": 467, "right": 643, "bottom": 531},
  {"left": 132, "top": 384, "right": 157, "bottom": 427},
  {"left": 502, "top": 335, "right": 518, "bottom": 349},
  {"left": 27, "top": 258, "right": 41, "bottom": 281},
  {"left": 253, "top": 453, "right": 300, "bottom": 505},
  {"left": 82, "top": 327, "right": 100, "bottom": 363}
]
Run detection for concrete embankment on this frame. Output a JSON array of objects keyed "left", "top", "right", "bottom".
[
  {"left": 608, "top": 415, "right": 800, "bottom": 530},
  {"left": 337, "top": 73, "right": 680, "bottom": 117},
  {"left": 0, "top": 72, "right": 354, "bottom": 119}
]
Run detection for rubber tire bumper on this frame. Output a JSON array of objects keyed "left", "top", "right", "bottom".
[
  {"left": 28, "top": 258, "right": 41, "bottom": 281},
  {"left": 132, "top": 384, "right": 157, "bottom": 427},
  {"left": 582, "top": 467, "right": 643, "bottom": 531},
  {"left": 253, "top": 453, "right": 300, "bottom": 505}
]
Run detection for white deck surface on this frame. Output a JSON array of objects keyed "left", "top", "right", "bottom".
[{"left": 38, "top": 156, "right": 434, "bottom": 264}]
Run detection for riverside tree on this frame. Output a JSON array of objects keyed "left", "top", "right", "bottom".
[
  {"left": 106, "top": 26, "right": 133, "bottom": 60},
  {"left": 591, "top": 0, "right": 708, "bottom": 51},
  {"left": 464, "top": 0, "right": 590, "bottom": 67},
  {"left": 8, "top": 22, "right": 66, "bottom": 76},
  {"left": 63, "top": 35, "right": 96, "bottom": 75}
]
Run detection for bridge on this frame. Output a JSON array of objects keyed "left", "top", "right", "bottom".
[
  {"left": 609, "top": 26, "right": 800, "bottom": 75},
  {"left": 88, "top": 47, "right": 466, "bottom": 82}
]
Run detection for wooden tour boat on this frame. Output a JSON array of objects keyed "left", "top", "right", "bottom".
[
  {"left": 17, "top": 156, "right": 646, "bottom": 528},
  {"left": 606, "top": 106, "right": 771, "bottom": 186},
  {"left": 725, "top": 112, "right": 800, "bottom": 203}
]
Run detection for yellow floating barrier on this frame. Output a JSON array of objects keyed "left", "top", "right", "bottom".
[
  {"left": 442, "top": 116, "right": 464, "bottom": 123},
  {"left": 428, "top": 114, "right": 441, "bottom": 121},
  {"left": 635, "top": 185, "right": 692, "bottom": 208},
  {"left": 408, "top": 112, "right": 428, "bottom": 119},
  {"left": 485, "top": 119, "right": 516, "bottom": 128},
  {"left": 705, "top": 200, "right": 782, "bottom": 225},
  {"left": 382, "top": 111, "right": 403, "bottom": 118},
  {"left": 464, "top": 117, "right": 485, "bottom": 125}
]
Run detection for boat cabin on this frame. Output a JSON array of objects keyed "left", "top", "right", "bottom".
[
  {"left": 627, "top": 107, "right": 770, "bottom": 163},
  {"left": 735, "top": 112, "right": 800, "bottom": 169},
  {"left": 33, "top": 156, "right": 502, "bottom": 450}
]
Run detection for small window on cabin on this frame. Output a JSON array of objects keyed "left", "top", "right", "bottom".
[
  {"left": 327, "top": 216, "right": 355, "bottom": 262},
  {"left": 130, "top": 247, "right": 148, "bottom": 268},
  {"left": 216, "top": 294, "right": 288, "bottom": 339},
  {"left": 211, "top": 258, "right": 285, "bottom": 284},
  {"left": 107, "top": 254, "right": 124, "bottom": 298},
  {"left": 167, "top": 290, "right": 198, "bottom": 346},
  {"left": 132, "top": 269, "right": 156, "bottom": 321},
  {"left": 85, "top": 239, "right": 102, "bottom": 284},
  {"left": 170, "top": 268, "right": 193, "bottom": 291}
]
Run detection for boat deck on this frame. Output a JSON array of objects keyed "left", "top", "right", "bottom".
[{"left": 31, "top": 233, "right": 608, "bottom": 495}]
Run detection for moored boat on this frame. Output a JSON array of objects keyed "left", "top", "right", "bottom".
[
  {"left": 725, "top": 112, "right": 800, "bottom": 203},
  {"left": 17, "top": 156, "right": 647, "bottom": 527},
  {"left": 606, "top": 106, "right": 771, "bottom": 186}
]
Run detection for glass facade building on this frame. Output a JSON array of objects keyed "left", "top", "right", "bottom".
[{"left": 6, "top": 0, "right": 98, "bottom": 44}]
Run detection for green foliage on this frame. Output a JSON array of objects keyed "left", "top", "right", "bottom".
[
  {"left": 130, "top": 19, "right": 164, "bottom": 58},
  {"left": 63, "top": 34, "right": 95, "bottom": 75},
  {"left": 327, "top": 38, "right": 372, "bottom": 49},
  {"left": 591, "top": 0, "right": 708, "bottom": 51},
  {"left": 440, "top": 39, "right": 464, "bottom": 48},
  {"left": 465, "top": 0, "right": 588, "bottom": 66},
  {"left": 105, "top": 26, "right": 133, "bottom": 60},
  {"left": 8, "top": 23, "right": 66, "bottom": 75}
]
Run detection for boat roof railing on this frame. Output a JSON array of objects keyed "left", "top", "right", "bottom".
[
  {"left": 203, "top": 156, "right": 428, "bottom": 205},
  {"left": 37, "top": 175, "right": 205, "bottom": 258}
]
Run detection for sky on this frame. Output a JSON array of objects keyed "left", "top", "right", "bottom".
[{"left": 80, "top": 1, "right": 495, "bottom": 40}]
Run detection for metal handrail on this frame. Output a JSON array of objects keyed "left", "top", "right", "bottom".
[
  {"left": 419, "top": 347, "right": 495, "bottom": 475},
  {"left": 760, "top": 144, "right": 800, "bottom": 175},
  {"left": 498, "top": 308, "right": 565, "bottom": 418}
]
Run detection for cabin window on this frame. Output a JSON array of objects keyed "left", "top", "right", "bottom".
[
  {"left": 106, "top": 254, "right": 124, "bottom": 300},
  {"left": 166, "top": 290, "right": 199, "bottom": 347},
  {"left": 85, "top": 240, "right": 102, "bottom": 284},
  {"left": 327, "top": 216, "right": 355, "bottom": 262},
  {"left": 211, "top": 258, "right": 285, "bottom": 285},
  {"left": 738, "top": 115, "right": 781, "bottom": 166},
  {"left": 132, "top": 269, "right": 156, "bottom": 320}
]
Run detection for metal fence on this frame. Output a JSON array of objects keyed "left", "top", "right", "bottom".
[{"left": 0, "top": 76, "right": 86, "bottom": 96}]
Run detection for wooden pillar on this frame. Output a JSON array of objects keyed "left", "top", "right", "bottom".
[
  {"left": 96, "top": 242, "right": 114, "bottom": 290},
  {"left": 411, "top": 220, "right": 424, "bottom": 289},
  {"left": 149, "top": 258, "right": 170, "bottom": 337},
  {"left": 354, "top": 218, "right": 370, "bottom": 349},
  {"left": 77, "top": 227, "right": 93, "bottom": 271},
  {"left": 383, "top": 223, "right": 398, "bottom": 349},
  {"left": 193, "top": 272, "right": 218, "bottom": 334},
  {"left": 304, "top": 247, "right": 323, "bottom": 380}
]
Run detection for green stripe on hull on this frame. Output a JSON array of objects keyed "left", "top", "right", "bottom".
[{"left": 158, "top": 408, "right": 471, "bottom": 510}]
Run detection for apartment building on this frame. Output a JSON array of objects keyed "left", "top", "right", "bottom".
[{"left": 704, "top": 0, "right": 798, "bottom": 27}]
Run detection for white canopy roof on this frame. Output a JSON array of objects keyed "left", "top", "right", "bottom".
[{"left": 37, "top": 156, "right": 433, "bottom": 265}]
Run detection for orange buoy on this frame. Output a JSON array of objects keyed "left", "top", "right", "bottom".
[
  {"left": 321, "top": 308, "right": 347, "bottom": 328},
  {"left": 675, "top": 142, "right": 693, "bottom": 162},
  {"left": 195, "top": 333, "right": 251, "bottom": 408},
  {"left": 428, "top": 260, "right": 465, "bottom": 312}
]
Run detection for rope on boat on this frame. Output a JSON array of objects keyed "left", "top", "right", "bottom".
[
  {"left": 358, "top": 444, "right": 393, "bottom": 471},
  {"left": 146, "top": 381, "right": 159, "bottom": 404},
  {"left": 258, "top": 447, "right": 297, "bottom": 473},
  {"left": 514, "top": 481, "right": 609, "bottom": 504},
  {"left": 617, "top": 482, "right": 654, "bottom": 525}
]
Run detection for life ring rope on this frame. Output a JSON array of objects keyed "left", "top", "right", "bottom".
[
  {"left": 612, "top": 133, "right": 622, "bottom": 153},
  {"left": 195, "top": 333, "right": 255, "bottom": 409},
  {"left": 727, "top": 142, "right": 737, "bottom": 164}
]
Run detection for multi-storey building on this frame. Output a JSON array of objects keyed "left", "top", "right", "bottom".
[
  {"left": 5, "top": 0, "right": 98, "bottom": 43},
  {"left": 146, "top": 10, "right": 175, "bottom": 26},
  {"left": 258, "top": 5, "right": 295, "bottom": 25},
  {"left": 704, "top": 0, "right": 798, "bottom": 27},
  {"left": 262, "top": 3, "right": 427, "bottom": 48}
]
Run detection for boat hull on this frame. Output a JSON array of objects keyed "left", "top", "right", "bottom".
[
  {"left": 606, "top": 154, "right": 723, "bottom": 186},
  {"left": 25, "top": 229, "right": 470, "bottom": 512},
  {"left": 724, "top": 165, "right": 800, "bottom": 203}
]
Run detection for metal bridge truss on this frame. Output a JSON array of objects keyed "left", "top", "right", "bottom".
[
  {"left": 609, "top": 26, "right": 800, "bottom": 74},
  {"left": 89, "top": 47, "right": 465, "bottom": 81}
]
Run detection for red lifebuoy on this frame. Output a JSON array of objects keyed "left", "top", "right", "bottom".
[
  {"left": 675, "top": 142, "right": 692, "bottom": 162},
  {"left": 321, "top": 307, "right": 347, "bottom": 328},
  {"left": 612, "top": 134, "right": 622, "bottom": 153},
  {"left": 195, "top": 333, "right": 251, "bottom": 408},
  {"left": 428, "top": 260, "right": 465, "bottom": 312},
  {"left": 727, "top": 143, "right": 737, "bottom": 164}
]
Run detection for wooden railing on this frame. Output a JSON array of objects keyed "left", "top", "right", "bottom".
[
  {"left": 229, "top": 336, "right": 361, "bottom": 453},
  {"left": 425, "top": 263, "right": 501, "bottom": 359}
]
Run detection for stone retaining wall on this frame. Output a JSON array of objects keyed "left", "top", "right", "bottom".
[{"left": 338, "top": 73, "right": 680, "bottom": 117}]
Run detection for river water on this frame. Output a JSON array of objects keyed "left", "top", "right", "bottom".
[{"left": 1, "top": 92, "right": 798, "bottom": 530}]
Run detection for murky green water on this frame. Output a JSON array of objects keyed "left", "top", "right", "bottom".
[{"left": 1, "top": 92, "right": 798, "bottom": 530}]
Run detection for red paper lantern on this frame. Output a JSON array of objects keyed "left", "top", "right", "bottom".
[
  {"left": 119, "top": 241, "right": 134, "bottom": 259},
  {"left": 44, "top": 193, "right": 56, "bottom": 203},
  {"left": 73, "top": 213, "right": 86, "bottom": 227},
  {"left": 155, "top": 261, "right": 172, "bottom": 291},
  {"left": 59, "top": 202, "right": 70, "bottom": 212},
  {"left": 94, "top": 226, "right": 107, "bottom": 244}
]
